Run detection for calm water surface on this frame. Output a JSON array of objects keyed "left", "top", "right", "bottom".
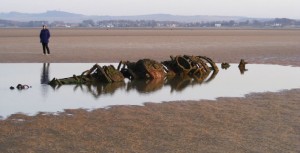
[{"left": 0, "top": 63, "right": 300, "bottom": 119}]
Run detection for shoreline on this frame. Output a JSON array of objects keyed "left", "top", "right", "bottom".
[{"left": 0, "top": 29, "right": 299, "bottom": 152}]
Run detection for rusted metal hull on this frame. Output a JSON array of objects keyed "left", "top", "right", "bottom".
[{"left": 48, "top": 55, "right": 219, "bottom": 88}]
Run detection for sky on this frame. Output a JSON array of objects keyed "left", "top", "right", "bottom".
[{"left": 0, "top": 0, "right": 299, "bottom": 19}]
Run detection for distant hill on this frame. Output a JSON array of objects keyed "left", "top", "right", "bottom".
[
  {"left": 0, "top": 11, "right": 86, "bottom": 22},
  {"left": 0, "top": 10, "right": 253, "bottom": 23},
  {"left": 2, "top": 11, "right": 300, "bottom": 28}
]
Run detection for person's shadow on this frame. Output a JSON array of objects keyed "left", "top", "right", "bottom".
[{"left": 41, "top": 63, "right": 50, "bottom": 84}]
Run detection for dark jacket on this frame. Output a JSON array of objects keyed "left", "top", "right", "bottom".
[{"left": 40, "top": 29, "right": 51, "bottom": 43}]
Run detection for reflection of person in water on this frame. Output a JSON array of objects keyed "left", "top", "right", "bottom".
[{"left": 41, "top": 63, "right": 50, "bottom": 84}]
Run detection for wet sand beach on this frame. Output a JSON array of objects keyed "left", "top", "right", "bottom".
[
  {"left": 1, "top": 28, "right": 300, "bottom": 66},
  {"left": 0, "top": 28, "right": 299, "bottom": 152}
]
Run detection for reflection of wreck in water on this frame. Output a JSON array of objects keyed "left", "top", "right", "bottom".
[
  {"left": 165, "top": 76, "right": 192, "bottom": 92},
  {"left": 165, "top": 69, "right": 218, "bottom": 92},
  {"left": 126, "top": 78, "right": 164, "bottom": 93},
  {"left": 48, "top": 55, "right": 219, "bottom": 97},
  {"left": 51, "top": 70, "right": 218, "bottom": 98},
  {"left": 74, "top": 82, "right": 126, "bottom": 98}
]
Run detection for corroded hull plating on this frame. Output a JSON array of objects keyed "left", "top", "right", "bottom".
[{"left": 48, "top": 55, "right": 219, "bottom": 87}]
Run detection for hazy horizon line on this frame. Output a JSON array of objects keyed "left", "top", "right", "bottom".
[{"left": 1, "top": 10, "right": 294, "bottom": 20}]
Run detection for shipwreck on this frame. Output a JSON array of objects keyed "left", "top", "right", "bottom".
[{"left": 48, "top": 55, "right": 219, "bottom": 88}]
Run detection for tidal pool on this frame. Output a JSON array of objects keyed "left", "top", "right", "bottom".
[{"left": 0, "top": 63, "right": 300, "bottom": 119}]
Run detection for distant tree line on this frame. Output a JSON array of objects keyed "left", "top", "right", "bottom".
[{"left": 1, "top": 18, "right": 300, "bottom": 28}]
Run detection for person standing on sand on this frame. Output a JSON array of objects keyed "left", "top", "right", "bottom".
[{"left": 40, "top": 25, "right": 51, "bottom": 55}]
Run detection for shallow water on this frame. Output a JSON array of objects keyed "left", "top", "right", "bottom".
[{"left": 0, "top": 63, "right": 300, "bottom": 119}]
